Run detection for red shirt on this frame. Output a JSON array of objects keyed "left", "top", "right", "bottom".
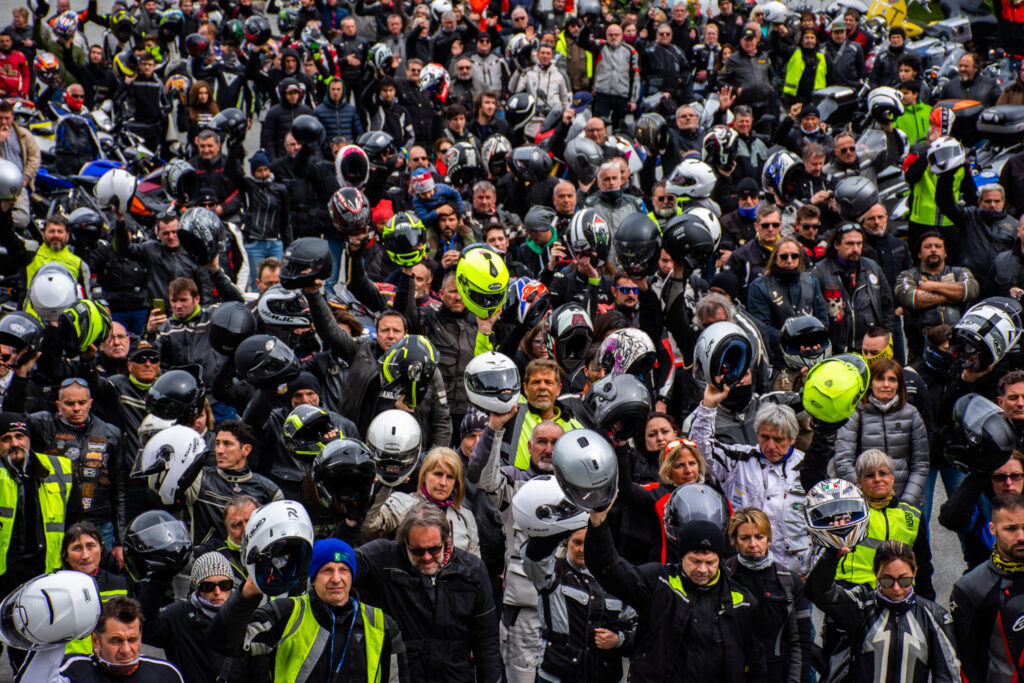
[{"left": 0, "top": 49, "right": 29, "bottom": 98}]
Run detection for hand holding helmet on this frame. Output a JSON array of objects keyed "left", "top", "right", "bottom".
[
  {"left": 512, "top": 475, "right": 588, "bottom": 537},
  {"left": 0, "top": 571, "right": 101, "bottom": 649},
  {"left": 241, "top": 500, "right": 314, "bottom": 596},
  {"left": 552, "top": 428, "right": 618, "bottom": 512},
  {"left": 803, "top": 479, "right": 870, "bottom": 551}
]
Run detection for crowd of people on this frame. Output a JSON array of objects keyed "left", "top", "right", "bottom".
[{"left": 3, "top": 0, "right": 1024, "bottom": 680}]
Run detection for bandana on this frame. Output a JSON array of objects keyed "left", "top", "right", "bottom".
[
  {"left": 865, "top": 489, "right": 895, "bottom": 510},
  {"left": 993, "top": 545, "right": 1024, "bottom": 574},
  {"left": 94, "top": 652, "right": 140, "bottom": 677}
]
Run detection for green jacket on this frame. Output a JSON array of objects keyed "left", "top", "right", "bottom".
[
  {"left": 895, "top": 102, "right": 932, "bottom": 144},
  {"left": 32, "top": 21, "right": 86, "bottom": 86}
]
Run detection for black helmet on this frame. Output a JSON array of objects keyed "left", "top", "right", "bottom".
[
  {"left": 219, "top": 18, "right": 245, "bottom": 45},
  {"left": 158, "top": 9, "right": 185, "bottom": 42},
  {"left": 257, "top": 285, "right": 311, "bottom": 328},
  {"left": 379, "top": 335, "right": 438, "bottom": 408},
  {"left": 279, "top": 237, "right": 333, "bottom": 290},
  {"left": 209, "top": 302, "right": 257, "bottom": 355},
  {"left": 634, "top": 112, "right": 669, "bottom": 154},
  {"left": 547, "top": 303, "right": 593, "bottom": 372},
  {"left": 234, "top": 335, "right": 301, "bottom": 388},
  {"left": 506, "top": 93, "right": 536, "bottom": 132},
  {"left": 663, "top": 483, "right": 731, "bottom": 547},
  {"left": 662, "top": 212, "right": 715, "bottom": 270},
  {"left": 146, "top": 368, "right": 205, "bottom": 423},
  {"left": 585, "top": 374, "right": 652, "bottom": 441},
  {"left": 564, "top": 135, "right": 604, "bottom": 184},
  {"left": 161, "top": 159, "right": 199, "bottom": 203},
  {"left": 184, "top": 32, "right": 210, "bottom": 58},
  {"left": 277, "top": 6, "right": 299, "bottom": 33},
  {"left": 327, "top": 187, "right": 371, "bottom": 236},
  {"left": 177, "top": 207, "right": 223, "bottom": 265},
  {"left": 291, "top": 114, "right": 323, "bottom": 145},
  {"left": 356, "top": 130, "right": 396, "bottom": 169},
  {"left": 948, "top": 393, "right": 1018, "bottom": 472},
  {"left": 283, "top": 404, "right": 336, "bottom": 462},
  {"left": 211, "top": 107, "right": 246, "bottom": 141},
  {"left": 444, "top": 142, "right": 483, "bottom": 187},
  {"left": 66, "top": 207, "right": 105, "bottom": 248},
  {"left": 614, "top": 214, "right": 662, "bottom": 279},
  {"left": 779, "top": 315, "right": 831, "bottom": 369},
  {"left": 122, "top": 510, "right": 192, "bottom": 582},
  {"left": 508, "top": 146, "right": 552, "bottom": 183},
  {"left": 243, "top": 14, "right": 272, "bottom": 45},
  {"left": 312, "top": 439, "right": 376, "bottom": 517},
  {"left": 0, "top": 312, "right": 43, "bottom": 351}
]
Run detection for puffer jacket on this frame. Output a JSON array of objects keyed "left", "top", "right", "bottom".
[
  {"left": 314, "top": 95, "right": 364, "bottom": 141},
  {"left": 834, "top": 397, "right": 930, "bottom": 506},
  {"left": 578, "top": 27, "right": 641, "bottom": 101},
  {"left": 364, "top": 488, "right": 480, "bottom": 556}
]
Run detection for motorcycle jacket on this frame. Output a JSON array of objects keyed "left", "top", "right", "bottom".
[{"left": 182, "top": 465, "right": 283, "bottom": 546}]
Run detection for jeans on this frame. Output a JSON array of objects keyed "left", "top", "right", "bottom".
[
  {"left": 325, "top": 238, "right": 346, "bottom": 290},
  {"left": 94, "top": 520, "right": 115, "bottom": 549},
  {"left": 244, "top": 239, "right": 284, "bottom": 290},
  {"left": 922, "top": 463, "right": 966, "bottom": 541},
  {"left": 112, "top": 309, "right": 150, "bottom": 336}
]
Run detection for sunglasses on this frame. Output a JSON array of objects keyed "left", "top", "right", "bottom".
[
  {"left": 408, "top": 544, "right": 444, "bottom": 557},
  {"left": 991, "top": 472, "right": 1024, "bottom": 483},
  {"left": 877, "top": 576, "right": 914, "bottom": 589},
  {"left": 799, "top": 222, "right": 821, "bottom": 229},
  {"left": 776, "top": 252, "right": 801, "bottom": 261},
  {"left": 663, "top": 437, "right": 698, "bottom": 457},
  {"left": 655, "top": 195, "right": 674, "bottom": 202},
  {"left": 198, "top": 579, "right": 234, "bottom": 593},
  {"left": 759, "top": 221, "right": 781, "bottom": 228},
  {"left": 60, "top": 377, "right": 90, "bottom": 389},
  {"left": 616, "top": 286, "right": 639, "bottom": 295},
  {"left": 837, "top": 146, "right": 855, "bottom": 153},
  {"left": 132, "top": 354, "right": 160, "bottom": 364}
]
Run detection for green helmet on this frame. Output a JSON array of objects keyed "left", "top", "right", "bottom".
[
  {"left": 456, "top": 244, "right": 509, "bottom": 319},
  {"left": 58, "top": 300, "right": 112, "bottom": 354},
  {"left": 379, "top": 335, "right": 437, "bottom": 408},
  {"left": 801, "top": 353, "right": 870, "bottom": 423},
  {"left": 382, "top": 212, "right": 427, "bottom": 267}
]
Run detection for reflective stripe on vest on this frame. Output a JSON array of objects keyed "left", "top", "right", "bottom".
[
  {"left": 836, "top": 502, "right": 920, "bottom": 587},
  {"left": 513, "top": 401, "right": 583, "bottom": 470},
  {"left": 274, "top": 594, "right": 386, "bottom": 683},
  {"left": 665, "top": 573, "right": 746, "bottom": 608},
  {"left": 0, "top": 454, "right": 72, "bottom": 575},
  {"left": 783, "top": 51, "right": 826, "bottom": 97},
  {"left": 65, "top": 587, "right": 127, "bottom": 655},
  {"left": 24, "top": 247, "right": 83, "bottom": 318}
]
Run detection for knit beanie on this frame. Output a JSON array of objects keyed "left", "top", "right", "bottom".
[
  {"left": 190, "top": 552, "right": 235, "bottom": 591},
  {"left": 308, "top": 538, "right": 357, "bottom": 582},
  {"left": 249, "top": 149, "right": 272, "bottom": 173},
  {"left": 674, "top": 520, "right": 726, "bottom": 558}
]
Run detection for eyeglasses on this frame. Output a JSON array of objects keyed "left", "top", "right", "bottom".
[
  {"left": 776, "top": 252, "right": 801, "bottom": 261},
  {"left": 198, "top": 579, "right": 234, "bottom": 593},
  {"left": 799, "top": 222, "right": 821, "bottom": 229},
  {"left": 60, "top": 377, "right": 90, "bottom": 389},
  {"left": 408, "top": 544, "right": 444, "bottom": 557},
  {"left": 991, "top": 472, "right": 1024, "bottom": 483},
  {"left": 132, "top": 354, "right": 160, "bottom": 365},
  {"left": 837, "top": 146, "right": 855, "bottom": 153},
  {"left": 657, "top": 31, "right": 672, "bottom": 36},
  {"left": 877, "top": 576, "right": 914, "bottom": 589},
  {"left": 109, "top": 333, "right": 131, "bottom": 342},
  {"left": 759, "top": 221, "right": 781, "bottom": 228},
  {"left": 616, "top": 286, "right": 639, "bottom": 295},
  {"left": 654, "top": 195, "right": 674, "bottom": 202}
]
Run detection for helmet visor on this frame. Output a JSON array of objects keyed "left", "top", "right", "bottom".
[
  {"left": 130, "top": 444, "right": 170, "bottom": 479},
  {"left": 562, "top": 477, "right": 617, "bottom": 512},
  {"left": 466, "top": 289, "right": 506, "bottom": 313},
  {"left": 466, "top": 368, "right": 519, "bottom": 399},
  {"left": 0, "top": 587, "right": 39, "bottom": 650},
  {"left": 929, "top": 144, "right": 962, "bottom": 171},
  {"left": 806, "top": 498, "right": 868, "bottom": 528},
  {"left": 251, "top": 537, "right": 312, "bottom": 595},
  {"left": 373, "top": 448, "right": 420, "bottom": 485},
  {"left": 247, "top": 342, "right": 295, "bottom": 382},
  {"left": 535, "top": 499, "right": 584, "bottom": 524}
]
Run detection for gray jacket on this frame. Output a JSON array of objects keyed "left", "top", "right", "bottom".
[{"left": 578, "top": 27, "right": 641, "bottom": 101}]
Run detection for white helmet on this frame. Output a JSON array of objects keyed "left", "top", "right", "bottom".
[
  {"left": 28, "top": 263, "right": 79, "bottom": 322},
  {"left": 760, "top": 1, "right": 792, "bottom": 23},
  {"left": 367, "top": 409, "right": 422, "bottom": 486},
  {"left": 137, "top": 414, "right": 176, "bottom": 452},
  {"left": 430, "top": 0, "right": 453, "bottom": 20},
  {"left": 465, "top": 352, "right": 520, "bottom": 414},
  {"left": 665, "top": 158, "right": 716, "bottom": 198},
  {"left": 597, "top": 328, "right": 656, "bottom": 377},
  {"left": 927, "top": 135, "right": 966, "bottom": 176},
  {"left": 511, "top": 475, "right": 588, "bottom": 537},
  {"left": 0, "top": 160, "right": 22, "bottom": 201},
  {"left": 552, "top": 429, "right": 618, "bottom": 512},
  {"left": 131, "top": 425, "right": 206, "bottom": 505},
  {"left": 241, "top": 500, "right": 314, "bottom": 596},
  {"left": 693, "top": 321, "right": 752, "bottom": 389},
  {"left": 0, "top": 571, "right": 100, "bottom": 649},
  {"left": 682, "top": 206, "right": 721, "bottom": 250},
  {"left": 804, "top": 479, "right": 870, "bottom": 550},
  {"left": 949, "top": 297, "right": 1024, "bottom": 371},
  {"left": 93, "top": 168, "right": 138, "bottom": 212},
  {"left": 867, "top": 86, "right": 905, "bottom": 121}
]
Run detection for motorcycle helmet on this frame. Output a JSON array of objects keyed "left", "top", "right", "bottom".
[
  {"left": 67, "top": 207, "right": 105, "bottom": 248},
  {"left": 300, "top": 23, "right": 326, "bottom": 49},
  {"left": 137, "top": 414, "right": 175, "bottom": 453},
  {"left": 505, "top": 93, "right": 537, "bottom": 133},
  {"left": 177, "top": 207, "right": 223, "bottom": 265},
  {"left": 241, "top": 500, "right": 314, "bottom": 596},
  {"left": 328, "top": 187, "right": 372, "bottom": 236},
  {"left": 58, "top": 300, "right": 112, "bottom": 354},
  {"left": 614, "top": 214, "right": 662, "bottom": 279},
  {"left": 663, "top": 483, "right": 731, "bottom": 542},
  {"left": 932, "top": 106, "right": 956, "bottom": 136},
  {"left": 552, "top": 428, "right": 617, "bottom": 512},
  {"left": 801, "top": 353, "right": 870, "bottom": 423},
  {"left": 923, "top": 336, "right": 957, "bottom": 377},
  {"left": 565, "top": 209, "right": 611, "bottom": 267},
  {"left": 146, "top": 369, "right": 204, "bottom": 423},
  {"left": 779, "top": 315, "right": 831, "bottom": 369},
  {"left": 290, "top": 114, "right": 323, "bottom": 147},
  {"left": 0, "top": 160, "right": 22, "bottom": 202},
  {"left": 585, "top": 374, "right": 652, "bottom": 440},
  {"left": 598, "top": 328, "right": 657, "bottom": 378},
  {"left": 465, "top": 351, "right": 520, "bottom": 413},
  {"left": 508, "top": 145, "right": 553, "bottom": 183},
  {"left": 502, "top": 277, "right": 551, "bottom": 330},
  {"left": 94, "top": 168, "right": 138, "bottom": 212},
  {"left": 234, "top": 335, "right": 301, "bottom": 388},
  {"left": 867, "top": 86, "right": 904, "bottom": 123},
  {"left": 949, "top": 297, "right": 1023, "bottom": 371},
  {"left": 547, "top": 303, "right": 593, "bottom": 372},
  {"left": 335, "top": 144, "right": 370, "bottom": 188},
  {"left": 158, "top": 9, "right": 185, "bottom": 42},
  {"left": 430, "top": 0, "right": 453, "bottom": 20},
  {"left": 368, "top": 42, "right": 394, "bottom": 73},
  {"left": 482, "top": 135, "right": 512, "bottom": 177},
  {"left": 662, "top": 212, "right": 716, "bottom": 271},
  {"left": 279, "top": 237, "right": 333, "bottom": 290},
  {"left": 511, "top": 475, "right": 588, "bottom": 537},
  {"left": 313, "top": 438, "right": 376, "bottom": 515},
  {"left": 506, "top": 33, "right": 536, "bottom": 69},
  {"left": 357, "top": 130, "right": 397, "bottom": 170},
  {"left": 52, "top": 11, "right": 78, "bottom": 41},
  {"left": 834, "top": 176, "right": 880, "bottom": 222},
  {"left": 161, "top": 159, "right": 199, "bottom": 203},
  {"left": 258, "top": 285, "right": 310, "bottom": 328},
  {"left": 367, "top": 409, "right": 422, "bottom": 485},
  {"left": 948, "top": 393, "right": 1018, "bottom": 472},
  {"left": 219, "top": 18, "right": 245, "bottom": 45},
  {"left": 243, "top": 14, "right": 272, "bottom": 45},
  {"left": 283, "top": 404, "right": 336, "bottom": 461},
  {"left": 564, "top": 135, "right": 603, "bottom": 184},
  {"left": 185, "top": 32, "right": 211, "bottom": 58},
  {"left": 112, "top": 10, "right": 137, "bottom": 41},
  {"left": 928, "top": 135, "right": 966, "bottom": 176},
  {"left": 277, "top": 7, "right": 299, "bottom": 33},
  {"left": 761, "top": 0, "right": 793, "bottom": 23},
  {"left": 382, "top": 212, "right": 427, "bottom": 267},
  {"left": 456, "top": 244, "right": 510, "bottom": 319},
  {"left": 803, "top": 478, "right": 870, "bottom": 550},
  {"left": 702, "top": 125, "right": 740, "bottom": 168},
  {"left": 444, "top": 142, "right": 483, "bottom": 187},
  {"left": 210, "top": 108, "right": 247, "bottom": 142},
  {"left": 209, "top": 301, "right": 257, "bottom": 355},
  {"left": 0, "top": 571, "right": 100, "bottom": 649},
  {"left": 576, "top": 0, "right": 601, "bottom": 17},
  {"left": 684, "top": 206, "right": 721, "bottom": 247},
  {"left": 762, "top": 150, "right": 806, "bottom": 203},
  {"left": 34, "top": 51, "right": 61, "bottom": 85},
  {"left": 693, "top": 321, "right": 752, "bottom": 389},
  {"left": 666, "top": 158, "right": 716, "bottom": 198},
  {"left": 122, "top": 511, "right": 192, "bottom": 582},
  {"left": 131, "top": 425, "right": 206, "bottom": 506},
  {"left": 0, "top": 312, "right": 43, "bottom": 351},
  {"left": 634, "top": 112, "right": 669, "bottom": 154},
  {"left": 28, "top": 263, "right": 78, "bottom": 322},
  {"left": 418, "top": 62, "right": 450, "bottom": 103},
  {"left": 379, "top": 335, "right": 438, "bottom": 408}
]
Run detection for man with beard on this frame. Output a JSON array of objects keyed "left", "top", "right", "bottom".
[
  {"left": 0, "top": 29, "right": 28, "bottom": 98},
  {"left": 1, "top": 215, "right": 89, "bottom": 310},
  {"left": 859, "top": 202, "right": 912, "bottom": 290},
  {"left": 939, "top": 51, "right": 998, "bottom": 106},
  {"left": 936, "top": 175, "right": 1018, "bottom": 286},
  {"left": 719, "top": 178, "right": 759, "bottom": 252}
]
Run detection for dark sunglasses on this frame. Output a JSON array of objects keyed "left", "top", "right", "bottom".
[
  {"left": 837, "top": 146, "right": 855, "bottom": 153},
  {"left": 60, "top": 377, "right": 90, "bottom": 389},
  {"left": 616, "top": 286, "right": 639, "bottom": 295},
  {"left": 799, "top": 222, "right": 821, "bottom": 229},
  {"left": 877, "top": 576, "right": 914, "bottom": 589},
  {"left": 132, "top": 354, "right": 160, "bottom": 364},
  {"left": 198, "top": 579, "right": 234, "bottom": 593},
  {"left": 776, "top": 252, "right": 801, "bottom": 261},
  {"left": 654, "top": 195, "right": 674, "bottom": 202},
  {"left": 991, "top": 472, "right": 1024, "bottom": 483},
  {"left": 759, "top": 221, "right": 781, "bottom": 228},
  {"left": 408, "top": 544, "right": 444, "bottom": 557},
  {"left": 200, "top": 201, "right": 217, "bottom": 207}
]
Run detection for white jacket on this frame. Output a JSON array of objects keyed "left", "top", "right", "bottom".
[{"left": 508, "top": 64, "right": 571, "bottom": 113}]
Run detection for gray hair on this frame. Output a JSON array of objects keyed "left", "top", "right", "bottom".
[
  {"left": 756, "top": 203, "right": 781, "bottom": 221},
  {"left": 979, "top": 183, "right": 1005, "bottom": 201},
  {"left": 855, "top": 448, "right": 896, "bottom": 480},
  {"left": 694, "top": 292, "right": 734, "bottom": 327},
  {"left": 753, "top": 404, "right": 799, "bottom": 442},
  {"left": 396, "top": 502, "right": 452, "bottom": 546},
  {"left": 472, "top": 180, "right": 495, "bottom": 195},
  {"left": 441, "top": 10, "right": 456, "bottom": 21},
  {"left": 598, "top": 161, "right": 620, "bottom": 177}
]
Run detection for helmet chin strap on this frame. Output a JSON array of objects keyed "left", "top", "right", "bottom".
[{"left": 95, "top": 652, "right": 141, "bottom": 677}]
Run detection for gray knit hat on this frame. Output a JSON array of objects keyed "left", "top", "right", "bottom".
[{"left": 190, "top": 552, "right": 235, "bottom": 591}]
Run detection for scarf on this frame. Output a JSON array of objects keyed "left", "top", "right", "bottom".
[
  {"left": 420, "top": 485, "right": 454, "bottom": 508},
  {"left": 94, "top": 652, "right": 140, "bottom": 677},
  {"left": 992, "top": 545, "right": 1024, "bottom": 574},
  {"left": 56, "top": 414, "right": 88, "bottom": 433},
  {"left": 190, "top": 591, "right": 221, "bottom": 621},
  {"left": 875, "top": 585, "right": 914, "bottom": 608},
  {"left": 866, "top": 489, "right": 894, "bottom": 510},
  {"left": 738, "top": 553, "right": 771, "bottom": 571},
  {"left": 869, "top": 395, "right": 899, "bottom": 412},
  {"left": 129, "top": 375, "right": 152, "bottom": 392}
]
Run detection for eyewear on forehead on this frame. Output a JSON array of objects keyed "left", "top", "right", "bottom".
[
  {"left": 408, "top": 544, "right": 443, "bottom": 557},
  {"left": 877, "top": 576, "right": 914, "bottom": 588},
  {"left": 663, "top": 437, "right": 698, "bottom": 455},
  {"left": 198, "top": 579, "right": 233, "bottom": 593},
  {"left": 992, "top": 472, "right": 1024, "bottom": 482},
  {"left": 60, "top": 377, "right": 90, "bottom": 389}
]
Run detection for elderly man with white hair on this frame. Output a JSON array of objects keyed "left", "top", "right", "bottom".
[{"left": 583, "top": 160, "right": 646, "bottom": 234}]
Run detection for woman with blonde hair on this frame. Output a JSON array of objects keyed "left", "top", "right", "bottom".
[{"left": 364, "top": 446, "right": 480, "bottom": 555}]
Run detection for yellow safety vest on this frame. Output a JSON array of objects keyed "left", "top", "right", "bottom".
[
  {"left": 0, "top": 453, "right": 72, "bottom": 576},
  {"left": 65, "top": 583, "right": 129, "bottom": 655},
  {"left": 24, "top": 245, "right": 83, "bottom": 319},
  {"left": 556, "top": 32, "right": 593, "bottom": 79},
  {"left": 274, "top": 594, "right": 386, "bottom": 683},
  {"left": 513, "top": 398, "right": 584, "bottom": 470},
  {"left": 783, "top": 50, "right": 827, "bottom": 97},
  {"left": 911, "top": 166, "right": 963, "bottom": 227},
  {"left": 836, "top": 501, "right": 920, "bottom": 587},
  {"left": 666, "top": 572, "right": 747, "bottom": 609}
]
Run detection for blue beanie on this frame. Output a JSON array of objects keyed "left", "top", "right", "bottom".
[
  {"left": 308, "top": 538, "right": 357, "bottom": 582},
  {"left": 249, "top": 149, "right": 272, "bottom": 172}
]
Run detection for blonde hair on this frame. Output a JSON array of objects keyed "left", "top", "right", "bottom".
[
  {"left": 417, "top": 447, "right": 465, "bottom": 508},
  {"left": 727, "top": 507, "right": 772, "bottom": 544},
  {"left": 658, "top": 439, "right": 707, "bottom": 486}
]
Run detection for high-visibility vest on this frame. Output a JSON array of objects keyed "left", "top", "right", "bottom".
[
  {"left": 0, "top": 453, "right": 72, "bottom": 575},
  {"left": 512, "top": 397, "right": 584, "bottom": 470},
  {"left": 65, "top": 583, "right": 129, "bottom": 655},
  {"left": 836, "top": 501, "right": 920, "bottom": 587},
  {"left": 783, "top": 50, "right": 826, "bottom": 97},
  {"left": 555, "top": 31, "right": 593, "bottom": 79},
  {"left": 666, "top": 572, "right": 748, "bottom": 609},
  {"left": 24, "top": 245, "right": 83, "bottom": 319},
  {"left": 911, "top": 166, "right": 962, "bottom": 227},
  {"left": 274, "top": 594, "right": 386, "bottom": 683}
]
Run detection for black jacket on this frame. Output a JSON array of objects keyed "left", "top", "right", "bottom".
[
  {"left": 991, "top": 241, "right": 1024, "bottom": 297},
  {"left": 188, "top": 150, "right": 243, "bottom": 217},
  {"left": 155, "top": 295, "right": 243, "bottom": 390},
  {"left": 83, "top": 240, "right": 149, "bottom": 312},
  {"left": 270, "top": 146, "right": 338, "bottom": 239},
  {"left": 112, "top": 219, "right": 211, "bottom": 303},
  {"left": 260, "top": 100, "right": 315, "bottom": 161},
  {"left": 936, "top": 170, "right": 1018, "bottom": 282},
  {"left": 184, "top": 465, "right": 282, "bottom": 546},
  {"left": 939, "top": 73, "right": 999, "bottom": 106},
  {"left": 863, "top": 230, "right": 913, "bottom": 290},
  {"left": 810, "top": 255, "right": 895, "bottom": 353},
  {"left": 226, "top": 146, "right": 291, "bottom": 243}
]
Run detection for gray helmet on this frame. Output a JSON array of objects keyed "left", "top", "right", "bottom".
[
  {"left": 804, "top": 478, "right": 870, "bottom": 550},
  {"left": 584, "top": 374, "right": 652, "bottom": 441},
  {"left": 834, "top": 176, "right": 880, "bottom": 222},
  {"left": 564, "top": 135, "right": 604, "bottom": 184},
  {"left": 663, "top": 483, "right": 730, "bottom": 542},
  {"left": 552, "top": 429, "right": 617, "bottom": 512},
  {"left": 0, "top": 160, "right": 22, "bottom": 202},
  {"left": 29, "top": 263, "right": 78, "bottom": 322},
  {"left": 257, "top": 285, "right": 311, "bottom": 328}
]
